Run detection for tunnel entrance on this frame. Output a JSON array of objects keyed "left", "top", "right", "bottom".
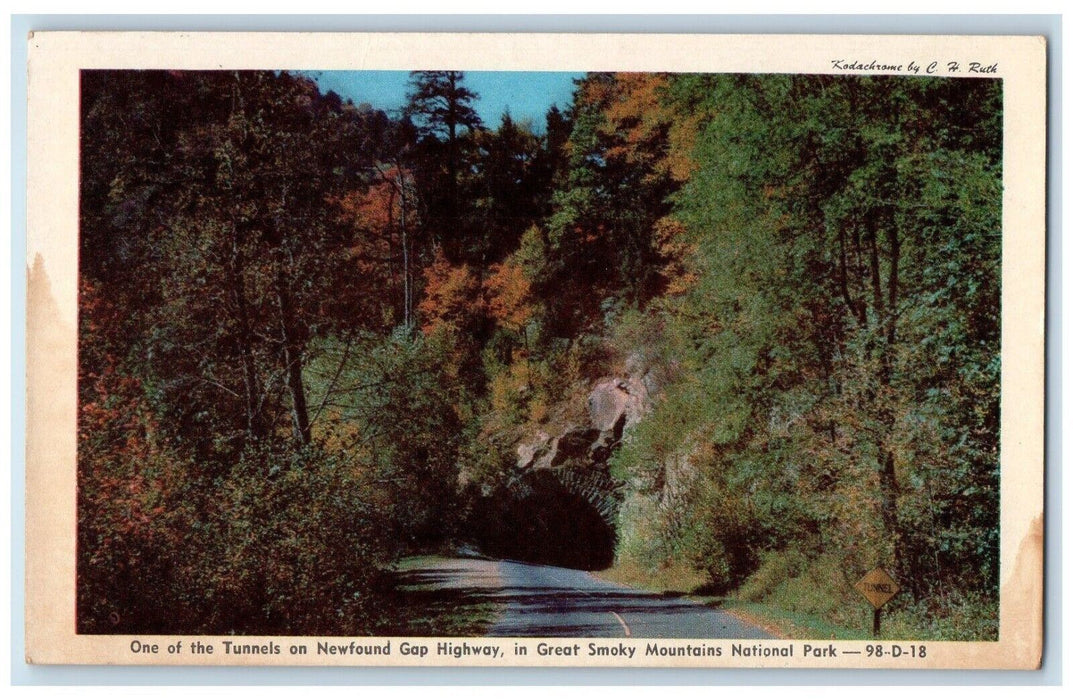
[{"left": 470, "top": 470, "right": 617, "bottom": 570}]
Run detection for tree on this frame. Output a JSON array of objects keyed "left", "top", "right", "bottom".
[
  {"left": 78, "top": 69, "right": 430, "bottom": 634},
  {"left": 405, "top": 70, "right": 483, "bottom": 144},
  {"left": 469, "top": 112, "right": 548, "bottom": 264},
  {"left": 405, "top": 71, "right": 484, "bottom": 259},
  {"left": 82, "top": 70, "right": 391, "bottom": 456},
  {"left": 609, "top": 73, "right": 1002, "bottom": 616},
  {"left": 304, "top": 331, "right": 469, "bottom": 547},
  {"left": 334, "top": 160, "right": 421, "bottom": 329},
  {"left": 417, "top": 249, "right": 484, "bottom": 336},
  {"left": 534, "top": 72, "right": 684, "bottom": 342},
  {"left": 484, "top": 259, "right": 534, "bottom": 336}
]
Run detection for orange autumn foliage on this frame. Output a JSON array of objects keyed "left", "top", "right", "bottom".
[
  {"left": 418, "top": 249, "right": 483, "bottom": 334},
  {"left": 483, "top": 261, "right": 533, "bottom": 333},
  {"left": 592, "top": 73, "right": 699, "bottom": 185},
  {"left": 652, "top": 216, "right": 698, "bottom": 296}
]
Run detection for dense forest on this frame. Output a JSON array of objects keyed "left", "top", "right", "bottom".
[{"left": 77, "top": 70, "right": 1001, "bottom": 638}]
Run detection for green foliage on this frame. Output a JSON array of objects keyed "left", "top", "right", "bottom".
[
  {"left": 305, "top": 330, "right": 469, "bottom": 546},
  {"left": 182, "top": 444, "right": 394, "bottom": 634},
  {"left": 469, "top": 114, "right": 554, "bottom": 262},
  {"left": 733, "top": 550, "right": 998, "bottom": 640},
  {"left": 78, "top": 332, "right": 455, "bottom": 637},
  {"left": 78, "top": 363, "right": 394, "bottom": 634},
  {"left": 78, "top": 68, "right": 1003, "bottom": 640},
  {"left": 606, "top": 73, "right": 1001, "bottom": 636},
  {"left": 78, "top": 71, "right": 470, "bottom": 634},
  {"left": 535, "top": 73, "right": 681, "bottom": 340},
  {"left": 735, "top": 550, "right": 810, "bottom": 603},
  {"left": 82, "top": 450, "right": 396, "bottom": 635},
  {"left": 881, "top": 589, "right": 999, "bottom": 641},
  {"left": 81, "top": 70, "right": 392, "bottom": 459},
  {"left": 740, "top": 553, "right": 855, "bottom": 621}
]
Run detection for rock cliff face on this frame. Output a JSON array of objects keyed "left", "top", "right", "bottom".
[
  {"left": 481, "top": 358, "right": 659, "bottom": 567},
  {"left": 516, "top": 359, "right": 655, "bottom": 476}
]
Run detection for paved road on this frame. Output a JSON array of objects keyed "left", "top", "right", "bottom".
[{"left": 404, "top": 556, "right": 773, "bottom": 638}]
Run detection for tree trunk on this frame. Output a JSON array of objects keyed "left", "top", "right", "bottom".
[
  {"left": 276, "top": 269, "right": 311, "bottom": 446},
  {"left": 838, "top": 225, "right": 865, "bottom": 325},
  {"left": 400, "top": 172, "right": 412, "bottom": 328},
  {"left": 447, "top": 74, "right": 460, "bottom": 255},
  {"left": 874, "top": 219, "right": 903, "bottom": 573},
  {"left": 228, "top": 232, "right": 267, "bottom": 440}
]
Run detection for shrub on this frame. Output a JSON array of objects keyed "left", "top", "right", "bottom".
[{"left": 78, "top": 378, "right": 396, "bottom": 635}]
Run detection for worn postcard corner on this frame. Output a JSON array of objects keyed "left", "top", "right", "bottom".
[{"left": 25, "top": 31, "right": 1045, "bottom": 670}]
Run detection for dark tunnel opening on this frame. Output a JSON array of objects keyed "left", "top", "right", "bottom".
[{"left": 469, "top": 470, "right": 616, "bottom": 571}]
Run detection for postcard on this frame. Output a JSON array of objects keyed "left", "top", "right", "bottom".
[{"left": 24, "top": 31, "right": 1045, "bottom": 669}]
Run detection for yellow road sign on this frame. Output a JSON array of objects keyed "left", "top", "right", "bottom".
[{"left": 855, "top": 567, "right": 901, "bottom": 609}]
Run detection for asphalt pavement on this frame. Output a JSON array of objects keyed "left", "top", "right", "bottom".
[{"left": 403, "top": 556, "right": 774, "bottom": 638}]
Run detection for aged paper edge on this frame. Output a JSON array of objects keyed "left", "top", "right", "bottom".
[{"left": 24, "top": 31, "right": 1046, "bottom": 669}]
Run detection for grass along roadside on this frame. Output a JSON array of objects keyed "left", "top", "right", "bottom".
[
  {"left": 593, "top": 560, "right": 864, "bottom": 640},
  {"left": 594, "top": 557, "right": 997, "bottom": 641},
  {"left": 594, "top": 559, "right": 711, "bottom": 597}
]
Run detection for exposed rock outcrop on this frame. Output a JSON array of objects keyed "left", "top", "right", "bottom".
[
  {"left": 516, "top": 425, "right": 601, "bottom": 472},
  {"left": 516, "top": 369, "right": 652, "bottom": 474},
  {"left": 506, "top": 362, "right": 660, "bottom": 534},
  {"left": 516, "top": 430, "right": 552, "bottom": 470}
]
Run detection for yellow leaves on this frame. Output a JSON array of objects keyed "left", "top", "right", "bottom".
[
  {"left": 514, "top": 225, "right": 547, "bottom": 275},
  {"left": 528, "top": 394, "right": 549, "bottom": 424},
  {"left": 666, "top": 112, "right": 702, "bottom": 182},
  {"left": 653, "top": 216, "right": 698, "bottom": 296},
  {"left": 487, "top": 355, "right": 554, "bottom": 428},
  {"left": 589, "top": 73, "right": 699, "bottom": 185},
  {"left": 318, "top": 407, "right": 363, "bottom": 454},
  {"left": 602, "top": 73, "right": 667, "bottom": 143},
  {"left": 489, "top": 364, "right": 526, "bottom": 421},
  {"left": 418, "top": 248, "right": 539, "bottom": 338},
  {"left": 600, "top": 74, "right": 672, "bottom": 173}
]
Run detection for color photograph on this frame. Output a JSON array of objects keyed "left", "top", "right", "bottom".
[
  {"left": 70, "top": 67, "right": 1001, "bottom": 640},
  {"left": 23, "top": 31, "right": 1045, "bottom": 669}
]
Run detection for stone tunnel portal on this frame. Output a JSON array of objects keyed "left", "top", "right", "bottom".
[{"left": 470, "top": 469, "right": 618, "bottom": 571}]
